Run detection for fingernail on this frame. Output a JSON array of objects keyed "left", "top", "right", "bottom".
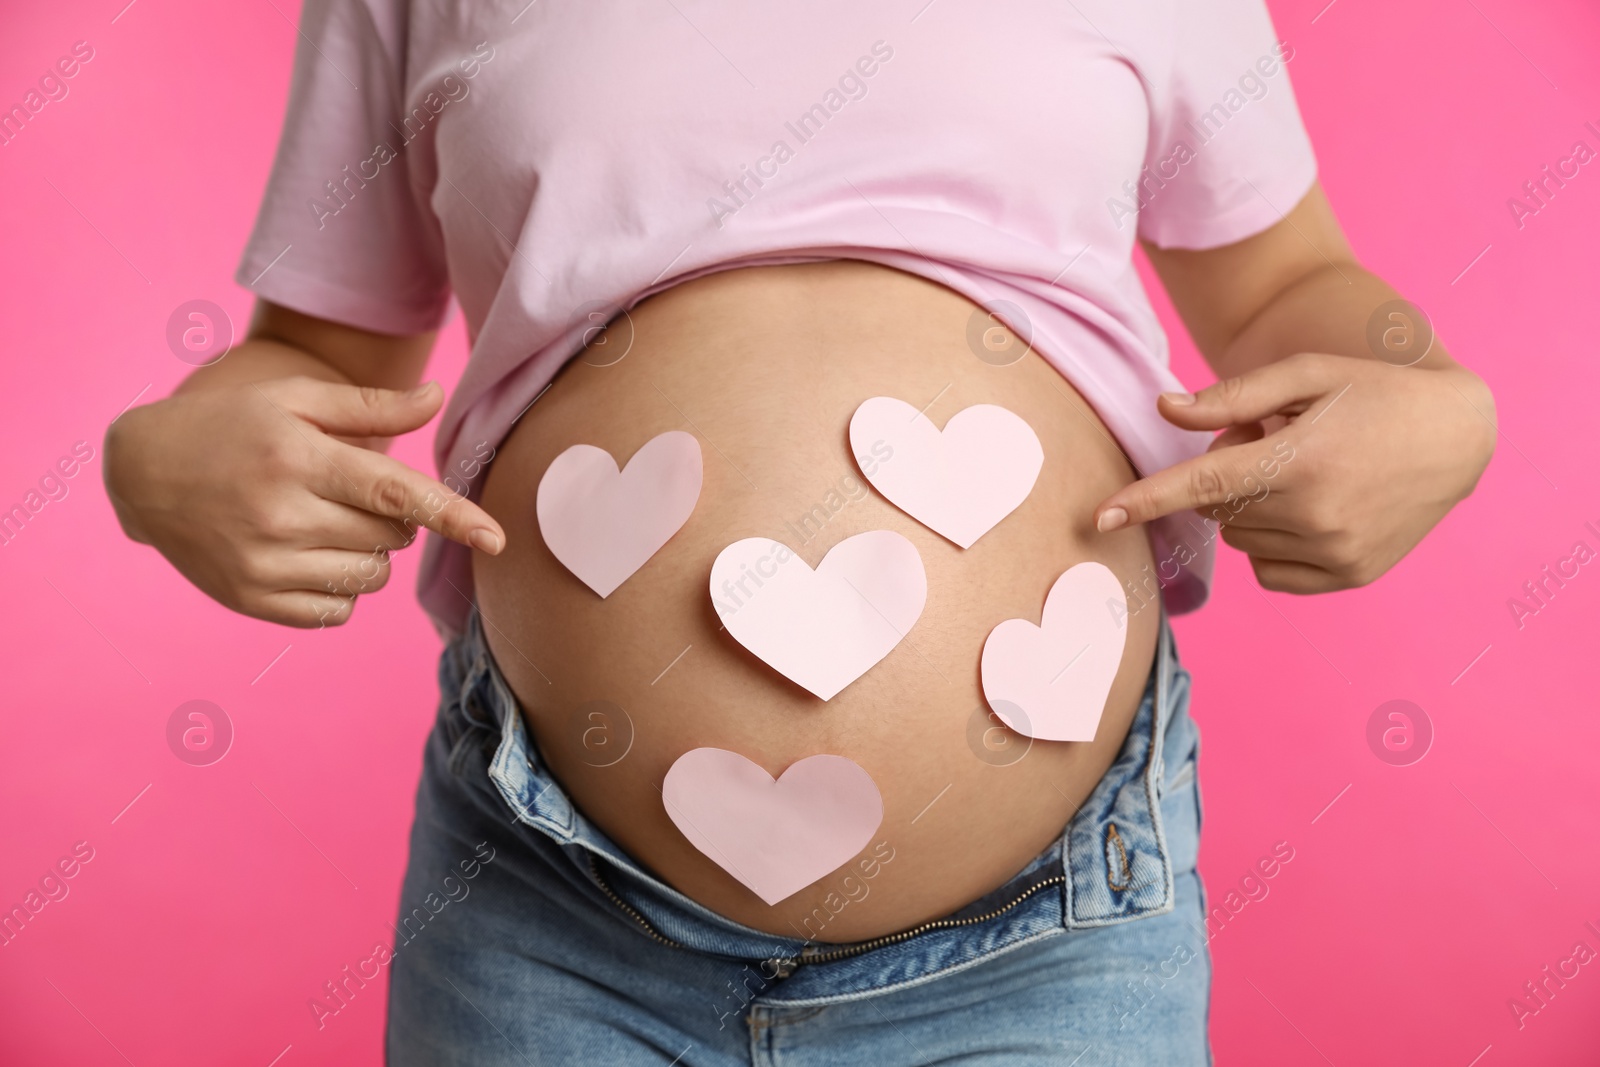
[
  {"left": 1097, "top": 507, "right": 1128, "bottom": 533},
  {"left": 407, "top": 382, "right": 437, "bottom": 398},
  {"left": 468, "top": 528, "right": 503, "bottom": 554},
  {"left": 1161, "top": 391, "right": 1195, "bottom": 406}
]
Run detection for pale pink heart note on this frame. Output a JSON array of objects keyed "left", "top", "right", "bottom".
[
  {"left": 662, "top": 748, "right": 884, "bottom": 906},
  {"left": 536, "top": 431, "right": 703, "bottom": 598},
  {"left": 711, "top": 531, "right": 926, "bottom": 700},
  {"left": 849, "top": 396, "right": 1044, "bottom": 549},
  {"left": 981, "top": 562, "right": 1128, "bottom": 742}
]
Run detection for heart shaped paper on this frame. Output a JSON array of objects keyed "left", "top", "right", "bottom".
[
  {"left": 662, "top": 748, "right": 883, "bottom": 905},
  {"left": 980, "top": 562, "right": 1127, "bottom": 742},
  {"left": 849, "top": 397, "right": 1044, "bottom": 548},
  {"left": 711, "top": 531, "right": 926, "bottom": 700},
  {"left": 536, "top": 431, "right": 702, "bottom": 597}
]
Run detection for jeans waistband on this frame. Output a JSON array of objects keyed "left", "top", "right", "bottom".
[{"left": 444, "top": 608, "right": 1196, "bottom": 1005}]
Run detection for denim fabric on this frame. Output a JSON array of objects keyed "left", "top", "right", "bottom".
[{"left": 387, "top": 612, "right": 1211, "bottom": 1065}]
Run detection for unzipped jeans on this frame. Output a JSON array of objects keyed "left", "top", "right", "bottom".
[{"left": 386, "top": 610, "right": 1212, "bottom": 1065}]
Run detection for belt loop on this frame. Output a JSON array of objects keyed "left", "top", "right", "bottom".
[
  {"left": 466, "top": 608, "right": 578, "bottom": 839},
  {"left": 456, "top": 609, "right": 497, "bottom": 727},
  {"left": 1140, "top": 608, "right": 1176, "bottom": 906},
  {"left": 1149, "top": 608, "right": 1173, "bottom": 783},
  {"left": 1062, "top": 609, "right": 1178, "bottom": 927}
]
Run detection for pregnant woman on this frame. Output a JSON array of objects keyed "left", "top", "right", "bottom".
[{"left": 103, "top": 1, "right": 1494, "bottom": 1063}]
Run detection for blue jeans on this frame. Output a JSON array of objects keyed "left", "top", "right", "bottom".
[{"left": 387, "top": 612, "right": 1211, "bottom": 1065}]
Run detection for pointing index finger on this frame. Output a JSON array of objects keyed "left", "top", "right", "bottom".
[
  {"left": 1095, "top": 437, "right": 1283, "bottom": 532},
  {"left": 314, "top": 440, "right": 505, "bottom": 553}
]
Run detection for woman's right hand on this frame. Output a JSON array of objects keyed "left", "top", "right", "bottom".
[{"left": 103, "top": 376, "right": 504, "bottom": 628}]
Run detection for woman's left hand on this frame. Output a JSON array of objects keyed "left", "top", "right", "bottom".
[{"left": 1092, "top": 351, "right": 1498, "bottom": 594}]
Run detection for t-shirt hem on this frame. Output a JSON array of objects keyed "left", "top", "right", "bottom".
[
  {"left": 233, "top": 258, "right": 451, "bottom": 337},
  {"left": 1138, "top": 158, "right": 1318, "bottom": 251}
]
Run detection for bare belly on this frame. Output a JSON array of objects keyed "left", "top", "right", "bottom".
[{"left": 473, "top": 261, "right": 1159, "bottom": 941}]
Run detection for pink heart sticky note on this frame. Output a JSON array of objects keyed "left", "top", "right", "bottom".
[
  {"left": 711, "top": 531, "right": 926, "bottom": 700},
  {"left": 662, "top": 748, "right": 884, "bottom": 906},
  {"left": 536, "top": 431, "right": 703, "bottom": 597},
  {"left": 980, "top": 562, "right": 1128, "bottom": 742},
  {"left": 849, "top": 396, "right": 1044, "bottom": 549}
]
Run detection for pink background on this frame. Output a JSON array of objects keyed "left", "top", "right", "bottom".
[{"left": 2, "top": 0, "right": 1597, "bottom": 1063}]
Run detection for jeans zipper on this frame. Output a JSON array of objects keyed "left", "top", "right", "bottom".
[
  {"left": 587, "top": 854, "right": 1066, "bottom": 977},
  {"left": 586, "top": 853, "right": 683, "bottom": 950},
  {"left": 786, "top": 874, "right": 1068, "bottom": 967}
]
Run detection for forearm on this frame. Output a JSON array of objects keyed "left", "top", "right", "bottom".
[
  {"left": 1144, "top": 183, "right": 1483, "bottom": 393},
  {"left": 176, "top": 300, "right": 434, "bottom": 397},
  {"left": 1106, "top": 184, "right": 1495, "bottom": 593},
  {"left": 170, "top": 300, "right": 437, "bottom": 452},
  {"left": 174, "top": 336, "right": 358, "bottom": 395},
  {"left": 1211, "top": 262, "right": 1463, "bottom": 380}
]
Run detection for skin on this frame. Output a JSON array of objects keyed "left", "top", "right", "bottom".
[
  {"left": 1120, "top": 185, "right": 1497, "bottom": 590},
  {"left": 104, "top": 182, "right": 1494, "bottom": 934},
  {"left": 104, "top": 302, "right": 504, "bottom": 627},
  {"left": 106, "top": 183, "right": 1494, "bottom": 619},
  {"left": 469, "top": 260, "right": 1163, "bottom": 936}
]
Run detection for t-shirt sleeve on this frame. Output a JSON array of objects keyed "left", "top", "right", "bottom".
[
  {"left": 235, "top": 0, "right": 450, "bottom": 334},
  {"left": 1136, "top": 0, "right": 1318, "bottom": 250}
]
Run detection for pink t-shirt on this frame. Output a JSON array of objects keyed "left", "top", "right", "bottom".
[{"left": 237, "top": 0, "right": 1317, "bottom": 636}]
